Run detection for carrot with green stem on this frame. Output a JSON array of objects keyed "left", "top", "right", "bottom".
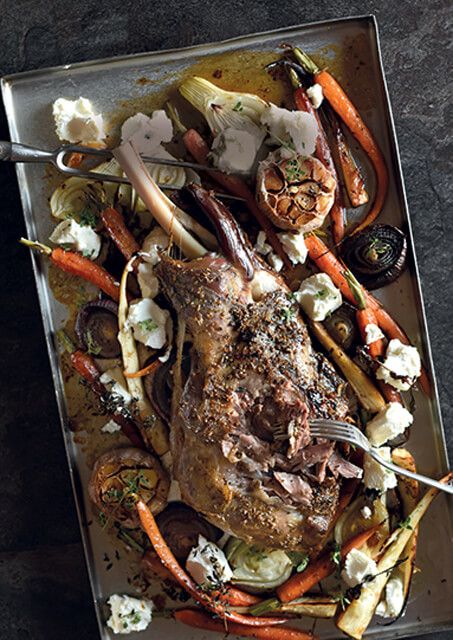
[
  {"left": 182, "top": 128, "right": 291, "bottom": 269},
  {"left": 276, "top": 526, "right": 379, "bottom": 604},
  {"left": 135, "top": 499, "right": 287, "bottom": 627},
  {"left": 20, "top": 239, "right": 120, "bottom": 302},
  {"left": 174, "top": 609, "right": 317, "bottom": 639},
  {"left": 343, "top": 268, "right": 384, "bottom": 359},
  {"left": 288, "top": 67, "right": 345, "bottom": 244},
  {"left": 293, "top": 47, "right": 388, "bottom": 234}
]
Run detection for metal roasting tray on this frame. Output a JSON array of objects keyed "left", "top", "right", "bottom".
[{"left": 2, "top": 15, "right": 452, "bottom": 640}]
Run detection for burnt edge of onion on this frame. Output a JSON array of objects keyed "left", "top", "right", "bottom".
[
  {"left": 75, "top": 298, "right": 120, "bottom": 358},
  {"left": 341, "top": 225, "right": 407, "bottom": 290}
]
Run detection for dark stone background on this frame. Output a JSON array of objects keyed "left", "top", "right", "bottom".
[{"left": 0, "top": 1, "right": 451, "bottom": 638}]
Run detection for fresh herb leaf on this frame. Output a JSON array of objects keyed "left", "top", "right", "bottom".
[
  {"left": 334, "top": 591, "right": 351, "bottom": 610},
  {"left": 314, "top": 288, "right": 329, "bottom": 300},
  {"left": 232, "top": 100, "right": 243, "bottom": 112},
  {"left": 280, "top": 306, "right": 296, "bottom": 322},
  {"left": 331, "top": 542, "right": 341, "bottom": 568},
  {"left": 398, "top": 516, "right": 413, "bottom": 530},
  {"left": 86, "top": 329, "right": 102, "bottom": 356},
  {"left": 79, "top": 207, "right": 99, "bottom": 228},
  {"left": 138, "top": 319, "right": 158, "bottom": 332},
  {"left": 82, "top": 249, "right": 94, "bottom": 258},
  {"left": 285, "top": 158, "right": 306, "bottom": 182},
  {"left": 130, "top": 613, "right": 141, "bottom": 625}
]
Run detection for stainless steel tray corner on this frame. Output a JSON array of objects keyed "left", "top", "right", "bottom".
[{"left": 2, "top": 15, "right": 452, "bottom": 640}]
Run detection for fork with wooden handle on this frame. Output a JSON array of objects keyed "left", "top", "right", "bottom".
[{"left": 309, "top": 419, "right": 453, "bottom": 495}]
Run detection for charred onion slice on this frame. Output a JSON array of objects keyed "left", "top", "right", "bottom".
[
  {"left": 256, "top": 153, "right": 336, "bottom": 232},
  {"left": 88, "top": 448, "right": 170, "bottom": 528},
  {"left": 75, "top": 299, "right": 120, "bottom": 358},
  {"left": 340, "top": 225, "right": 407, "bottom": 290},
  {"left": 156, "top": 502, "right": 222, "bottom": 560},
  {"left": 323, "top": 303, "right": 358, "bottom": 353}
]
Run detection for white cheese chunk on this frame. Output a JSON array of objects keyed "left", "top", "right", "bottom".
[
  {"left": 366, "top": 402, "right": 413, "bottom": 446},
  {"left": 376, "top": 339, "right": 421, "bottom": 391},
  {"left": 107, "top": 594, "right": 153, "bottom": 634},
  {"left": 99, "top": 367, "right": 132, "bottom": 405},
  {"left": 49, "top": 219, "right": 101, "bottom": 260},
  {"left": 341, "top": 548, "right": 378, "bottom": 588},
  {"left": 376, "top": 577, "right": 405, "bottom": 618},
  {"left": 211, "top": 125, "right": 264, "bottom": 174},
  {"left": 361, "top": 505, "right": 373, "bottom": 519},
  {"left": 140, "top": 226, "right": 169, "bottom": 265},
  {"left": 255, "top": 230, "right": 272, "bottom": 255},
  {"left": 295, "top": 272, "right": 342, "bottom": 321},
  {"left": 268, "top": 252, "right": 284, "bottom": 272},
  {"left": 186, "top": 535, "right": 233, "bottom": 587},
  {"left": 363, "top": 446, "right": 397, "bottom": 492},
  {"left": 250, "top": 270, "right": 280, "bottom": 301},
  {"left": 101, "top": 419, "right": 122, "bottom": 434},
  {"left": 277, "top": 231, "right": 308, "bottom": 265},
  {"left": 306, "top": 83, "right": 324, "bottom": 109},
  {"left": 137, "top": 262, "right": 159, "bottom": 299},
  {"left": 53, "top": 97, "right": 105, "bottom": 143},
  {"left": 121, "top": 111, "right": 187, "bottom": 188},
  {"left": 127, "top": 298, "right": 169, "bottom": 349},
  {"left": 261, "top": 103, "right": 319, "bottom": 156},
  {"left": 364, "top": 322, "right": 384, "bottom": 345}
]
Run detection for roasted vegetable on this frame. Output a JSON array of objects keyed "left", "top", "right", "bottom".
[
  {"left": 88, "top": 448, "right": 170, "bottom": 528},
  {"left": 323, "top": 303, "right": 358, "bottom": 352},
  {"left": 75, "top": 299, "right": 120, "bottom": 358},
  {"left": 256, "top": 152, "right": 336, "bottom": 232},
  {"left": 343, "top": 269, "right": 384, "bottom": 359},
  {"left": 293, "top": 47, "right": 388, "bottom": 235},
  {"left": 336, "top": 472, "right": 452, "bottom": 639},
  {"left": 225, "top": 538, "right": 294, "bottom": 592},
  {"left": 309, "top": 320, "right": 385, "bottom": 413},
  {"left": 249, "top": 596, "right": 338, "bottom": 619},
  {"left": 135, "top": 499, "right": 287, "bottom": 627},
  {"left": 341, "top": 225, "right": 407, "bottom": 290},
  {"left": 334, "top": 495, "right": 389, "bottom": 551},
  {"left": 156, "top": 502, "right": 221, "bottom": 560}
]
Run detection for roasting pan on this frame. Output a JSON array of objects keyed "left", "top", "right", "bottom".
[{"left": 2, "top": 14, "right": 452, "bottom": 639}]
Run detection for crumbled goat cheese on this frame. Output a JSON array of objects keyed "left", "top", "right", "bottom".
[
  {"left": 261, "top": 103, "right": 319, "bottom": 156},
  {"left": 364, "top": 323, "right": 385, "bottom": 345},
  {"left": 376, "top": 577, "right": 405, "bottom": 618},
  {"left": 99, "top": 367, "right": 132, "bottom": 405},
  {"left": 127, "top": 298, "right": 169, "bottom": 349},
  {"left": 101, "top": 419, "right": 122, "bottom": 434},
  {"left": 361, "top": 505, "right": 373, "bottom": 519},
  {"left": 250, "top": 270, "right": 280, "bottom": 301},
  {"left": 376, "top": 339, "right": 421, "bottom": 391},
  {"left": 366, "top": 402, "right": 413, "bottom": 446},
  {"left": 295, "top": 272, "right": 342, "bottom": 321},
  {"left": 211, "top": 126, "right": 265, "bottom": 174},
  {"left": 186, "top": 535, "right": 233, "bottom": 587},
  {"left": 277, "top": 231, "right": 308, "bottom": 265},
  {"left": 342, "top": 548, "right": 378, "bottom": 588},
  {"left": 107, "top": 594, "right": 153, "bottom": 634},
  {"left": 53, "top": 97, "right": 105, "bottom": 143},
  {"left": 49, "top": 219, "right": 101, "bottom": 260},
  {"left": 306, "top": 83, "right": 324, "bottom": 109},
  {"left": 363, "top": 446, "right": 397, "bottom": 492}
]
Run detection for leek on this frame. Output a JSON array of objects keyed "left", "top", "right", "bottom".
[
  {"left": 179, "top": 76, "right": 267, "bottom": 134},
  {"left": 114, "top": 141, "right": 207, "bottom": 259}
]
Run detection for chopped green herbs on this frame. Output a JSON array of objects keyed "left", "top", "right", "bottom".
[
  {"left": 280, "top": 306, "right": 296, "bottom": 322},
  {"left": 285, "top": 159, "right": 306, "bottom": 182},
  {"left": 314, "top": 288, "right": 329, "bottom": 300},
  {"left": 86, "top": 329, "right": 102, "bottom": 356},
  {"left": 331, "top": 542, "right": 342, "bottom": 568},
  {"left": 79, "top": 207, "right": 99, "bottom": 228},
  {"left": 232, "top": 100, "right": 243, "bottom": 112},
  {"left": 138, "top": 319, "right": 158, "bottom": 332}
]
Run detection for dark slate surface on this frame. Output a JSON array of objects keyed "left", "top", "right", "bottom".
[{"left": 0, "top": 1, "right": 451, "bottom": 638}]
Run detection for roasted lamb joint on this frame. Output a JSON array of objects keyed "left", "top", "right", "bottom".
[{"left": 156, "top": 254, "right": 359, "bottom": 554}]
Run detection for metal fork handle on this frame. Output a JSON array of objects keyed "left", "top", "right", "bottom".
[
  {"left": 0, "top": 141, "right": 55, "bottom": 163},
  {"left": 368, "top": 448, "right": 453, "bottom": 495}
]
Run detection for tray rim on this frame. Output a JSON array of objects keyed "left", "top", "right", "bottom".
[{"left": 2, "top": 14, "right": 451, "bottom": 640}]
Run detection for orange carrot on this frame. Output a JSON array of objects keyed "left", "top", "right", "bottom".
[
  {"left": 292, "top": 81, "right": 345, "bottom": 243},
  {"left": 70, "top": 349, "right": 101, "bottom": 385},
  {"left": 293, "top": 48, "right": 388, "bottom": 234},
  {"left": 21, "top": 240, "right": 121, "bottom": 302},
  {"left": 277, "top": 526, "right": 379, "bottom": 603},
  {"left": 218, "top": 587, "right": 262, "bottom": 607},
  {"left": 101, "top": 207, "right": 140, "bottom": 260},
  {"left": 343, "top": 268, "right": 384, "bottom": 359},
  {"left": 135, "top": 499, "right": 286, "bottom": 627},
  {"left": 182, "top": 129, "right": 291, "bottom": 269},
  {"left": 378, "top": 380, "right": 403, "bottom": 404},
  {"left": 51, "top": 247, "right": 120, "bottom": 301},
  {"left": 174, "top": 609, "right": 317, "bottom": 640}
]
